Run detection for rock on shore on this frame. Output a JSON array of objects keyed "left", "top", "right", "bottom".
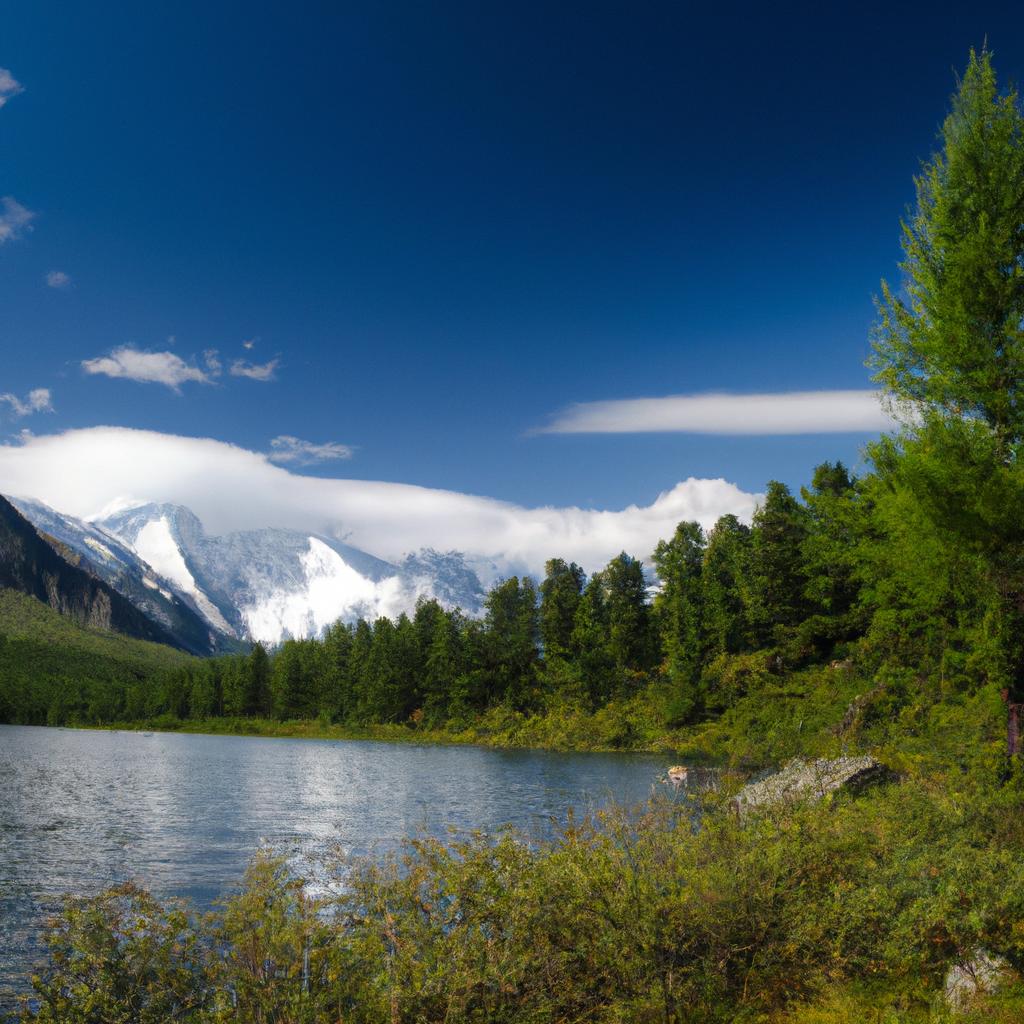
[{"left": 734, "top": 755, "right": 889, "bottom": 817}]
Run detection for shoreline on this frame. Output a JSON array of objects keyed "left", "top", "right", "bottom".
[{"left": 45, "top": 711, "right": 687, "bottom": 756}]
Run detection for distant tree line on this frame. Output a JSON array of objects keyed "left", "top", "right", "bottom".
[
  {"left": 0, "top": 456, "right": 920, "bottom": 731},
  {"left": 2, "top": 444, "right": 1021, "bottom": 737},
  {"left": 119, "top": 546, "right": 663, "bottom": 729}
]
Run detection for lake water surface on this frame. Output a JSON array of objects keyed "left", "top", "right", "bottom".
[{"left": 0, "top": 724, "right": 668, "bottom": 993}]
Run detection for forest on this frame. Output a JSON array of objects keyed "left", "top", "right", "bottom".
[
  {"left": 1, "top": 444, "right": 1018, "bottom": 753},
  {"left": 6, "top": 48, "right": 1024, "bottom": 1022}
]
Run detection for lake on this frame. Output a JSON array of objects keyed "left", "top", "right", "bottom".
[{"left": 0, "top": 724, "right": 669, "bottom": 994}]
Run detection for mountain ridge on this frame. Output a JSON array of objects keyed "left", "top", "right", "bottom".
[
  {"left": 0, "top": 493, "right": 187, "bottom": 650},
  {"left": 8, "top": 496, "right": 486, "bottom": 647}
]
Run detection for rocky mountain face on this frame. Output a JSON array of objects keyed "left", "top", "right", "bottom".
[
  {"left": 8, "top": 497, "right": 485, "bottom": 647},
  {"left": 0, "top": 494, "right": 182, "bottom": 649},
  {"left": 8, "top": 496, "right": 236, "bottom": 657}
]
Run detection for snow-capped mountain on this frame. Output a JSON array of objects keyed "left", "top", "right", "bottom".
[
  {"left": 8, "top": 497, "right": 484, "bottom": 647},
  {"left": 8, "top": 496, "right": 236, "bottom": 656}
]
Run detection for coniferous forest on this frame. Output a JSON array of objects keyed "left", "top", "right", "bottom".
[
  {"left": 0, "top": 460, "right": 919, "bottom": 741},
  {"left": 7, "top": 49, "right": 1024, "bottom": 1022}
]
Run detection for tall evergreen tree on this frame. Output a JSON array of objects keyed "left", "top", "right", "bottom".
[
  {"left": 746, "top": 482, "right": 810, "bottom": 647},
  {"left": 870, "top": 49, "right": 1024, "bottom": 452},
  {"left": 653, "top": 522, "right": 705, "bottom": 720},
  {"left": 270, "top": 639, "right": 320, "bottom": 720},
  {"left": 422, "top": 608, "right": 467, "bottom": 722},
  {"left": 868, "top": 51, "right": 1024, "bottom": 693},
  {"left": 360, "top": 617, "right": 399, "bottom": 722},
  {"left": 801, "top": 461, "right": 863, "bottom": 619},
  {"left": 570, "top": 575, "right": 616, "bottom": 707},
  {"left": 539, "top": 558, "right": 586, "bottom": 661},
  {"left": 321, "top": 621, "right": 354, "bottom": 722},
  {"left": 700, "top": 514, "right": 752, "bottom": 659},
  {"left": 602, "top": 552, "right": 656, "bottom": 675},
  {"left": 349, "top": 619, "right": 374, "bottom": 722},
  {"left": 249, "top": 643, "right": 272, "bottom": 717},
  {"left": 483, "top": 577, "right": 540, "bottom": 707}
]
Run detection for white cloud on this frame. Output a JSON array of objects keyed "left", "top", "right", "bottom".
[
  {"left": 203, "top": 349, "right": 222, "bottom": 375},
  {"left": 0, "top": 427, "right": 760, "bottom": 579},
  {"left": 230, "top": 358, "right": 278, "bottom": 381},
  {"left": 537, "top": 390, "right": 898, "bottom": 435},
  {"left": 81, "top": 347, "right": 214, "bottom": 390},
  {"left": 0, "top": 197, "right": 36, "bottom": 243},
  {"left": 46, "top": 270, "right": 71, "bottom": 288},
  {"left": 0, "top": 389, "right": 53, "bottom": 418},
  {"left": 0, "top": 68, "right": 23, "bottom": 108},
  {"left": 268, "top": 435, "right": 355, "bottom": 464}
]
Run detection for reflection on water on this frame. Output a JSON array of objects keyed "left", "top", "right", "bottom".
[{"left": 0, "top": 724, "right": 667, "bottom": 992}]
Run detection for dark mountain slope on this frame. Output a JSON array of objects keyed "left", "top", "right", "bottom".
[
  {"left": 0, "top": 493, "right": 184, "bottom": 650},
  {"left": 8, "top": 495, "right": 244, "bottom": 657}
]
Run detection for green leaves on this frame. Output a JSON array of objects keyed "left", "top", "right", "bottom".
[
  {"left": 30, "top": 778, "right": 1024, "bottom": 1022},
  {"left": 870, "top": 49, "right": 1024, "bottom": 448},
  {"left": 29, "top": 881, "right": 213, "bottom": 1023}
]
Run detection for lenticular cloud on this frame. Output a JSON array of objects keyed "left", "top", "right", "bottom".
[
  {"left": 0, "top": 427, "right": 760, "bottom": 576},
  {"left": 539, "top": 390, "right": 897, "bottom": 435}
]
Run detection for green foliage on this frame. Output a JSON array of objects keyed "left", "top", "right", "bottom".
[
  {"left": 700, "top": 513, "right": 752, "bottom": 662},
  {"left": 211, "top": 852, "right": 342, "bottom": 1023},
  {"left": 538, "top": 557, "right": 584, "bottom": 661},
  {"left": 747, "top": 480, "right": 812, "bottom": 644},
  {"left": 601, "top": 551, "right": 657, "bottom": 675},
  {"left": 870, "top": 48, "right": 1024, "bottom": 449},
  {"left": 26, "top": 771, "right": 1024, "bottom": 1022},
  {"left": 27, "top": 881, "right": 213, "bottom": 1023},
  {"left": 0, "top": 588, "right": 194, "bottom": 726},
  {"left": 653, "top": 520, "right": 705, "bottom": 723},
  {"left": 482, "top": 576, "right": 541, "bottom": 708}
]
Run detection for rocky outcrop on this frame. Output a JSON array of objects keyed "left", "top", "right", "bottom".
[
  {"left": 0, "top": 493, "right": 181, "bottom": 648},
  {"left": 733, "top": 756, "right": 890, "bottom": 817},
  {"left": 945, "top": 949, "right": 1012, "bottom": 1013}
]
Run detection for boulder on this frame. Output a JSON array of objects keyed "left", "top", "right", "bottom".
[
  {"left": 733, "top": 755, "right": 889, "bottom": 817},
  {"left": 945, "top": 949, "right": 1011, "bottom": 1013}
]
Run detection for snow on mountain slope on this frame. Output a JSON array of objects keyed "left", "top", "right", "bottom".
[
  {"left": 86, "top": 501, "right": 485, "bottom": 645},
  {"left": 4, "top": 495, "right": 234, "bottom": 656},
  {"left": 7, "top": 494, "right": 487, "bottom": 646},
  {"left": 131, "top": 515, "right": 235, "bottom": 635},
  {"left": 241, "top": 537, "right": 398, "bottom": 641}
]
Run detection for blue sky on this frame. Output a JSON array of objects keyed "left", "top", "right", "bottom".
[{"left": 2, "top": 0, "right": 1023, "bottom": 519}]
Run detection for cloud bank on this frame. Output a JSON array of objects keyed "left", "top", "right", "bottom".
[
  {"left": 268, "top": 435, "right": 355, "bottom": 464},
  {"left": 0, "top": 389, "right": 52, "bottom": 418},
  {"left": 82, "top": 347, "right": 215, "bottom": 390},
  {"left": 0, "top": 427, "right": 760, "bottom": 578},
  {"left": 0, "top": 197, "right": 36, "bottom": 244},
  {"left": 538, "top": 390, "right": 897, "bottom": 435}
]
